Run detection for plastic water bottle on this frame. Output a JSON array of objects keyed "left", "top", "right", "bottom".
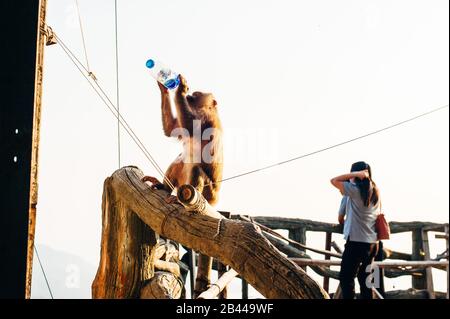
[{"left": 145, "top": 59, "right": 180, "bottom": 90}]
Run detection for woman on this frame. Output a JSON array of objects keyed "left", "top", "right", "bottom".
[{"left": 330, "top": 161, "right": 380, "bottom": 299}]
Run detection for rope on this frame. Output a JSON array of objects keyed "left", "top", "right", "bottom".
[
  {"left": 34, "top": 245, "right": 54, "bottom": 299},
  {"left": 74, "top": 0, "right": 91, "bottom": 73},
  {"left": 53, "top": 32, "right": 175, "bottom": 190},
  {"left": 215, "top": 104, "right": 449, "bottom": 185},
  {"left": 238, "top": 215, "right": 342, "bottom": 258},
  {"left": 114, "top": 0, "right": 121, "bottom": 168}
]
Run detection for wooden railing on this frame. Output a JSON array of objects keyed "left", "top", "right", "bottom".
[{"left": 217, "top": 215, "right": 449, "bottom": 299}]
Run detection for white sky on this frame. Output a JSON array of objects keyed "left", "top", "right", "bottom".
[{"left": 34, "top": 0, "right": 449, "bottom": 297}]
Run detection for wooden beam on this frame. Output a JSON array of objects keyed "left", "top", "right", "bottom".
[
  {"left": 252, "top": 216, "right": 447, "bottom": 234},
  {"left": 331, "top": 241, "right": 343, "bottom": 254},
  {"left": 292, "top": 259, "right": 342, "bottom": 267},
  {"left": 105, "top": 167, "right": 328, "bottom": 299},
  {"left": 383, "top": 288, "right": 447, "bottom": 299},
  {"left": 291, "top": 258, "right": 448, "bottom": 268},
  {"left": 254, "top": 216, "right": 342, "bottom": 233},
  {"left": 197, "top": 269, "right": 239, "bottom": 299},
  {"left": 422, "top": 224, "right": 448, "bottom": 232},
  {"left": 383, "top": 248, "right": 412, "bottom": 260}
]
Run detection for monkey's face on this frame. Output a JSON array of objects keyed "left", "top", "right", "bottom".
[{"left": 187, "top": 91, "right": 217, "bottom": 109}]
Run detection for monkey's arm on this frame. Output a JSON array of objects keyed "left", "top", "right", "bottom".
[
  {"left": 161, "top": 91, "right": 178, "bottom": 137},
  {"left": 174, "top": 75, "right": 195, "bottom": 132},
  {"left": 175, "top": 94, "right": 195, "bottom": 131},
  {"left": 158, "top": 82, "right": 178, "bottom": 137}
]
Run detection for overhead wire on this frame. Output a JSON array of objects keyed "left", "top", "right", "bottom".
[
  {"left": 74, "top": 0, "right": 91, "bottom": 74},
  {"left": 214, "top": 104, "right": 449, "bottom": 185},
  {"left": 34, "top": 245, "right": 54, "bottom": 299},
  {"left": 114, "top": 0, "right": 121, "bottom": 168}
]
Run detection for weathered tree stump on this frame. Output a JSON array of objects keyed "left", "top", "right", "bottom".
[
  {"left": 92, "top": 170, "right": 183, "bottom": 299},
  {"left": 97, "top": 166, "right": 328, "bottom": 299}
]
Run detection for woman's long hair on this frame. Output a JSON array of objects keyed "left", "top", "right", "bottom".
[{"left": 350, "top": 161, "right": 380, "bottom": 207}]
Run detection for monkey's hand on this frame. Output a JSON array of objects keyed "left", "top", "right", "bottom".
[
  {"left": 142, "top": 175, "right": 165, "bottom": 189},
  {"left": 164, "top": 195, "right": 179, "bottom": 204},
  {"left": 157, "top": 81, "right": 169, "bottom": 95},
  {"left": 176, "top": 74, "right": 189, "bottom": 96}
]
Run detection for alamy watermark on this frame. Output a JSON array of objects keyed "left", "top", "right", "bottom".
[{"left": 167, "top": 120, "right": 281, "bottom": 166}]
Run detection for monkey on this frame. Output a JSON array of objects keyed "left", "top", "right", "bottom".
[
  {"left": 142, "top": 74, "right": 223, "bottom": 205},
  {"left": 142, "top": 74, "right": 223, "bottom": 298}
]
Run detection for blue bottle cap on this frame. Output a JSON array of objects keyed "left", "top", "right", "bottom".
[
  {"left": 146, "top": 59, "right": 155, "bottom": 69},
  {"left": 164, "top": 76, "right": 180, "bottom": 90}
]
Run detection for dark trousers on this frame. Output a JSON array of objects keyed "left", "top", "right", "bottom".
[{"left": 339, "top": 240, "right": 379, "bottom": 299}]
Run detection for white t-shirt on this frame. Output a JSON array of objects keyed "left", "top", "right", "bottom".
[{"left": 338, "top": 182, "right": 379, "bottom": 243}]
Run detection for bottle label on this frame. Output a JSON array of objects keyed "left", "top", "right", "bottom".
[{"left": 158, "top": 68, "right": 179, "bottom": 89}]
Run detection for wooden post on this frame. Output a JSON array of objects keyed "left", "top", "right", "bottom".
[
  {"left": 102, "top": 167, "right": 329, "bottom": 299},
  {"left": 421, "top": 230, "right": 435, "bottom": 299},
  {"left": 412, "top": 229, "right": 427, "bottom": 289},
  {"left": 25, "top": 0, "right": 48, "bottom": 299},
  {"left": 289, "top": 227, "right": 307, "bottom": 270},
  {"left": 216, "top": 260, "right": 229, "bottom": 299},
  {"left": 435, "top": 226, "right": 449, "bottom": 299},
  {"left": 447, "top": 225, "right": 449, "bottom": 300},
  {"left": 289, "top": 227, "right": 307, "bottom": 251},
  {"left": 333, "top": 285, "right": 342, "bottom": 299},
  {"left": 0, "top": 0, "right": 48, "bottom": 299},
  {"left": 242, "top": 279, "right": 249, "bottom": 299},
  {"left": 323, "top": 232, "right": 332, "bottom": 293},
  {"left": 188, "top": 249, "right": 196, "bottom": 299},
  {"left": 92, "top": 177, "right": 164, "bottom": 298},
  {"left": 194, "top": 254, "right": 213, "bottom": 298},
  {"left": 375, "top": 240, "right": 386, "bottom": 298}
]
